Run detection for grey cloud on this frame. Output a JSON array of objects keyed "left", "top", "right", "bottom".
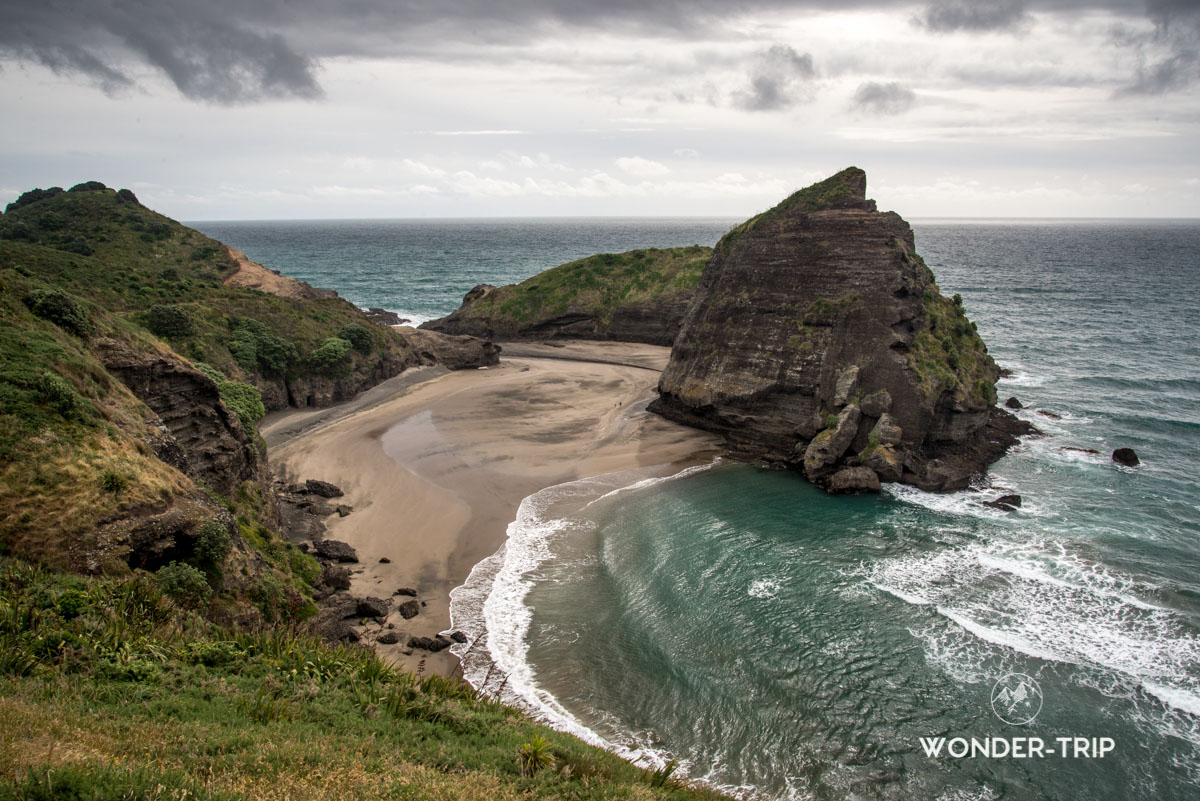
[
  {"left": 732, "top": 45, "right": 817, "bottom": 111},
  {"left": 1119, "top": 0, "right": 1200, "bottom": 94},
  {"left": 918, "top": 0, "right": 1029, "bottom": 32},
  {"left": 2, "top": 1, "right": 322, "bottom": 104},
  {"left": 0, "top": 1, "right": 1183, "bottom": 104},
  {"left": 851, "top": 81, "right": 917, "bottom": 114}
]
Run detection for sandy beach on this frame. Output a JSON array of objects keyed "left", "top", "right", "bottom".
[{"left": 263, "top": 341, "right": 721, "bottom": 674}]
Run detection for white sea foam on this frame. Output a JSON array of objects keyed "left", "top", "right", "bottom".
[
  {"left": 867, "top": 536, "right": 1200, "bottom": 722},
  {"left": 358, "top": 306, "right": 434, "bottom": 327},
  {"left": 448, "top": 461, "right": 719, "bottom": 769},
  {"left": 748, "top": 579, "right": 781, "bottom": 599}
]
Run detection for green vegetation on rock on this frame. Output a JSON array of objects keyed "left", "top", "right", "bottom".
[
  {"left": 457, "top": 246, "right": 708, "bottom": 329},
  {"left": 717, "top": 166, "right": 867, "bottom": 257},
  {"left": 0, "top": 184, "right": 416, "bottom": 396}
]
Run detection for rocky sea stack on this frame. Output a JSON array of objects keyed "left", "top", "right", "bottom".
[{"left": 651, "top": 167, "right": 1030, "bottom": 492}]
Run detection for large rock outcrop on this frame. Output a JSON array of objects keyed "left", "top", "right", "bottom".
[
  {"left": 422, "top": 247, "right": 708, "bottom": 346},
  {"left": 651, "top": 167, "right": 1030, "bottom": 492}
]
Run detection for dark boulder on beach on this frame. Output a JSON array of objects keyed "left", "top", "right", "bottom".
[
  {"left": 320, "top": 563, "right": 352, "bottom": 591},
  {"left": 306, "top": 479, "right": 344, "bottom": 498},
  {"left": 449, "top": 631, "right": 468, "bottom": 644},
  {"left": 313, "top": 539, "right": 359, "bottom": 563},
  {"left": 408, "top": 635, "right": 452, "bottom": 652},
  {"left": 397, "top": 600, "right": 420, "bottom": 619},
  {"left": 377, "top": 631, "right": 401, "bottom": 645},
  {"left": 394, "top": 587, "right": 418, "bottom": 597},
  {"left": 1112, "top": 447, "right": 1140, "bottom": 467},
  {"left": 356, "top": 596, "right": 391, "bottom": 619},
  {"left": 650, "top": 167, "right": 1032, "bottom": 493}
]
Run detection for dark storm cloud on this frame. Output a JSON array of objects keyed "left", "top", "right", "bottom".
[
  {"left": 0, "top": 1, "right": 1193, "bottom": 103},
  {"left": 2, "top": 1, "right": 321, "bottom": 103},
  {"left": 1121, "top": 0, "right": 1200, "bottom": 94},
  {"left": 732, "top": 45, "right": 818, "bottom": 111},
  {"left": 851, "top": 81, "right": 917, "bottom": 114},
  {"left": 918, "top": 0, "right": 1029, "bottom": 32}
]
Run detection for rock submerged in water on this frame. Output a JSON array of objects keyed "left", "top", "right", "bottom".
[
  {"left": 1005, "top": 396, "right": 1023, "bottom": 409},
  {"left": 1112, "top": 447, "right": 1140, "bottom": 467},
  {"left": 983, "top": 494, "right": 1022, "bottom": 512},
  {"left": 651, "top": 167, "right": 1032, "bottom": 493}
]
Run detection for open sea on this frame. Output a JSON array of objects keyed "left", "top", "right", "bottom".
[{"left": 194, "top": 217, "right": 1200, "bottom": 801}]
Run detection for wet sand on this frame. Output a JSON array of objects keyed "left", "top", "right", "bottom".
[{"left": 263, "top": 342, "right": 721, "bottom": 674}]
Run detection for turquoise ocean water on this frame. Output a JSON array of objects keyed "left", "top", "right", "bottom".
[{"left": 195, "top": 217, "right": 1200, "bottom": 800}]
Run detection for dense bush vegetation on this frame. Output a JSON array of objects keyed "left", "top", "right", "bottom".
[
  {"left": 22, "top": 289, "right": 94, "bottom": 337},
  {"left": 146, "top": 303, "right": 195, "bottom": 338}
]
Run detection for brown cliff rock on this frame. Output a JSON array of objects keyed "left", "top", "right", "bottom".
[
  {"left": 398, "top": 327, "right": 501, "bottom": 370},
  {"left": 651, "top": 167, "right": 1032, "bottom": 492},
  {"left": 93, "top": 337, "right": 265, "bottom": 498}
]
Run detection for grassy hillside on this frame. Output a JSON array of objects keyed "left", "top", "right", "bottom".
[
  {"left": 0, "top": 558, "right": 728, "bottom": 801},
  {"left": 429, "top": 246, "right": 710, "bottom": 340},
  {"left": 0, "top": 183, "right": 418, "bottom": 405}
]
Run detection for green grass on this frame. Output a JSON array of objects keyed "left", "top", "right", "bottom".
[
  {"left": 0, "top": 186, "right": 416, "bottom": 400},
  {"left": 0, "top": 557, "right": 732, "bottom": 801},
  {"left": 454, "top": 246, "right": 710, "bottom": 332}
]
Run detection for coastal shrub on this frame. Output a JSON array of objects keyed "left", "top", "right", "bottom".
[
  {"left": 192, "top": 361, "right": 225, "bottom": 384},
  {"left": 337, "top": 323, "right": 373, "bottom": 354},
  {"left": 62, "top": 237, "right": 93, "bottom": 256},
  {"left": 36, "top": 372, "right": 82, "bottom": 418},
  {"left": 518, "top": 734, "right": 555, "bottom": 776},
  {"left": 69, "top": 181, "right": 108, "bottom": 193},
  {"left": 228, "top": 319, "right": 298, "bottom": 376},
  {"left": 146, "top": 303, "right": 195, "bottom": 338},
  {"left": 307, "top": 336, "right": 352, "bottom": 370},
  {"left": 218, "top": 380, "right": 266, "bottom": 432},
  {"left": 36, "top": 211, "right": 66, "bottom": 231},
  {"left": 99, "top": 469, "right": 128, "bottom": 495},
  {"left": 193, "top": 520, "right": 231, "bottom": 572},
  {"left": 23, "top": 289, "right": 94, "bottom": 337},
  {"left": 116, "top": 187, "right": 140, "bottom": 204},
  {"left": 5, "top": 186, "right": 63, "bottom": 212},
  {"left": 156, "top": 561, "right": 211, "bottom": 607}
]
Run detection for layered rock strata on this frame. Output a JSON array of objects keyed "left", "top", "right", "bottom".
[{"left": 651, "top": 167, "right": 1030, "bottom": 492}]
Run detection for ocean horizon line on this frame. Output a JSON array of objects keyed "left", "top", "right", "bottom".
[{"left": 185, "top": 214, "right": 1200, "bottom": 225}]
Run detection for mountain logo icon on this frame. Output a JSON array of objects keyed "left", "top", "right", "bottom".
[{"left": 990, "top": 672, "right": 1043, "bottom": 725}]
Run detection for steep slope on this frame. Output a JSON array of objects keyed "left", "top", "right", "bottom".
[
  {"left": 0, "top": 183, "right": 495, "bottom": 412},
  {"left": 422, "top": 246, "right": 709, "bottom": 346},
  {"left": 0, "top": 181, "right": 488, "bottom": 618},
  {"left": 652, "top": 168, "right": 1030, "bottom": 492}
]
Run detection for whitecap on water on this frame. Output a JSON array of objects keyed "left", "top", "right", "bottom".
[{"left": 749, "top": 579, "right": 781, "bottom": 599}]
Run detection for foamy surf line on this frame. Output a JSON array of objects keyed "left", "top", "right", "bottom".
[
  {"left": 867, "top": 537, "right": 1200, "bottom": 720},
  {"left": 448, "top": 460, "right": 718, "bottom": 770}
]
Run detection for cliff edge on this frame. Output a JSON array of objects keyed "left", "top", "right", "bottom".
[{"left": 651, "top": 167, "right": 1030, "bottom": 492}]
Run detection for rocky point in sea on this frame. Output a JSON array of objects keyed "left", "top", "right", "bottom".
[{"left": 651, "top": 167, "right": 1032, "bottom": 493}]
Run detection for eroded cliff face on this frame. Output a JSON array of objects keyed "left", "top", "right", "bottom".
[
  {"left": 94, "top": 337, "right": 266, "bottom": 498},
  {"left": 651, "top": 167, "right": 1029, "bottom": 492}
]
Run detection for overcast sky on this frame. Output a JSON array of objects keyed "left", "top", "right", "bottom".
[{"left": 2, "top": 0, "right": 1198, "bottom": 219}]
